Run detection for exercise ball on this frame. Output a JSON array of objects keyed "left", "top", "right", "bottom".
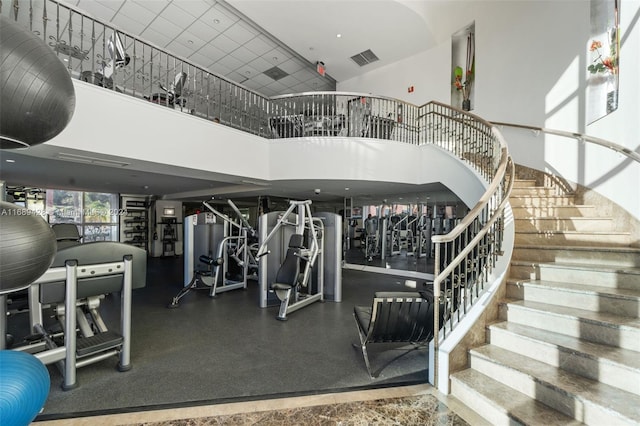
[
  {"left": 0, "top": 15, "right": 75, "bottom": 149},
  {"left": 0, "top": 201, "right": 57, "bottom": 295},
  {"left": 0, "top": 350, "right": 50, "bottom": 425}
]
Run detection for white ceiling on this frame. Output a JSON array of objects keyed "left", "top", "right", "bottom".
[
  {"left": 50, "top": 0, "right": 432, "bottom": 96},
  {"left": 1, "top": 0, "right": 462, "bottom": 208}
]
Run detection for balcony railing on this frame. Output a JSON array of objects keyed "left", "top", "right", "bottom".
[
  {"left": 2, "top": 0, "right": 426, "bottom": 143},
  {"left": 4, "top": 0, "right": 516, "bottom": 391}
]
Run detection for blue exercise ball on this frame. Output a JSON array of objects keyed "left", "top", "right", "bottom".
[
  {"left": 0, "top": 201, "right": 57, "bottom": 295},
  {"left": 0, "top": 350, "right": 50, "bottom": 425},
  {"left": 0, "top": 15, "right": 75, "bottom": 149}
]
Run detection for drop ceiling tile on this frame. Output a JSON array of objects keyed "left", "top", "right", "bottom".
[
  {"left": 135, "top": 0, "right": 169, "bottom": 14},
  {"left": 140, "top": 26, "right": 174, "bottom": 48},
  {"left": 75, "top": 0, "right": 118, "bottom": 21},
  {"left": 95, "top": 0, "right": 125, "bottom": 12},
  {"left": 235, "top": 65, "right": 260, "bottom": 80},
  {"left": 258, "top": 86, "right": 278, "bottom": 97},
  {"left": 247, "top": 56, "right": 273, "bottom": 73},
  {"left": 210, "top": 63, "right": 232, "bottom": 77},
  {"left": 187, "top": 51, "right": 215, "bottom": 69},
  {"left": 291, "top": 68, "right": 317, "bottom": 82},
  {"left": 248, "top": 73, "right": 273, "bottom": 86},
  {"left": 117, "top": 1, "right": 157, "bottom": 26},
  {"left": 275, "top": 75, "right": 301, "bottom": 89},
  {"left": 187, "top": 19, "right": 221, "bottom": 42},
  {"left": 216, "top": 54, "right": 244, "bottom": 71},
  {"left": 172, "top": 0, "right": 212, "bottom": 19},
  {"left": 112, "top": 13, "right": 148, "bottom": 35},
  {"left": 196, "top": 42, "right": 227, "bottom": 63},
  {"left": 160, "top": 3, "right": 199, "bottom": 29},
  {"left": 265, "top": 80, "right": 287, "bottom": 93},
  {"left": 241, "top": 79, "right": 264, "bottom": 91},
  {"left": 172, "top": 31, "right": 207, "bottom": 52},
  {"left": 229, "top": 46, "right": 257, "bottom": 63},
  {"left": 201, "top": 5, "right": 236, "bottom": 32},
  {"left": 263, "top": 47, "right": 293, "bottom": 66},
  {"left": 148, "top": 15, "right": 183, "bottom": 40},
  {"left": 244, "top": 35, "right": 277, "bottom": 56},
  {"left": 226, "top": 72, "right": 249, "bottom": 85},
  {"left": 165, "top": 40, "right": 198, "bottom": 60},
  {"left": 223, "top": 21, "right": 258, "bottom": 45},
  {"left": 210, "top": 33, "right": 240, "bottom": 54},
  {"left": 277, "top": 59, "right": 305, "bottom": 74}
]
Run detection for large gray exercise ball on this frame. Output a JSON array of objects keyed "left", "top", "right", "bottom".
[
  {"left": 0, "top": 15, "right": 75, "bottom": 149},
  {"left": 0, "top": 201, "right": 57, "bottom": 295}
]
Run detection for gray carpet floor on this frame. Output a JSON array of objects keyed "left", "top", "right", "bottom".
[{"left": 8, "top": 252, "right": 434, "bottom": 420}]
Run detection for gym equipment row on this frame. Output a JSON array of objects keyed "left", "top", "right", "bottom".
[
  {"left": 257, "top": 200, "right": 341, "bottom": 320},
  {"left": 168, "top": 199, "right": 258, "bottom": 308}
]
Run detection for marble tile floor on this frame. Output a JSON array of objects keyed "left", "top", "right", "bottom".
[{"left": 34, "top": 384, "right": 490, "bottom": 426}]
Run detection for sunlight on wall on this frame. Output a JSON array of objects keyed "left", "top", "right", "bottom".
[{"left": 544, "top": 55, "right": 582, "bottom": 181}]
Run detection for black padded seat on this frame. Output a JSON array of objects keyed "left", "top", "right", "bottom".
[{"left": 270, "top": 234, "right": 305, "bottom": 291}]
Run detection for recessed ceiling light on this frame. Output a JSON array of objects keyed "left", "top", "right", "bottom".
[
  {"left": 336, "top": 34, "right": 342, "bottom": 38},
  {"left": 213, "top": 18, "right": 220, "bottom": 24},
  {"left": 272, "top": 56, "right": 278, "bottom": 61},
  {"left": 245, "top": 71, "right": 251, "bottom": 75},
  {"left": 5, "top": 159, "right": 15, "bottom": 163},
  {"left": 187, "top": 39, "right": 194, "bottom": 44},
  {"left": 345, "top": 187, "right": 349, "bottom": 190}
]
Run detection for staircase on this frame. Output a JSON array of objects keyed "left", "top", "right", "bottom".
[{"left": 449, "top": 176, "right": 640, "bottom": 425}]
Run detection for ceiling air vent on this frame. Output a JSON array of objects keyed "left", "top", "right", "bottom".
[
  {"left": 264, "top": 66, "right": 289, "bottom": 81},
  {"left": 350, "top": 49, "right": 379, "bottom": 67}
]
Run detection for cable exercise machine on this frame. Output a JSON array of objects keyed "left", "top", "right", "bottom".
[
  {"left": 257, "top": 200, "right": 327, "bottom": 321},
  {"left": 168, "top": 199, "right": 257, "bottom": 308}
]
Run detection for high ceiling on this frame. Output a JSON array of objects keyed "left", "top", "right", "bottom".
[
  {"left": 48, "top": 0, "right": 433, "bottom": 96},
  {"left": 0, "top": 0, "right": 463, "bottom": 208}
]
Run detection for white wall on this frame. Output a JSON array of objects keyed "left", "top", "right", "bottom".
[
  {"left": 46, "top": 81, "right": 487, "bottom": 206},
  {"left": 340, "top": 0, "right": 640, "bottom": 220}
]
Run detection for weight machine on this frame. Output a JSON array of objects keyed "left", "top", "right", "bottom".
[
  {"left": 168, "top": 199, "right": 256, "bottom": 308},
  {"left": 14, "top": 255, "right": 135, "bottom": 390},
  {"left": 257, "top": 200, "right": 331, "bottom": 321}
]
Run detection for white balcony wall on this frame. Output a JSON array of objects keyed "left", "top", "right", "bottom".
[{"left": 44, "top": 80, "right": 487, "bottom": 207}]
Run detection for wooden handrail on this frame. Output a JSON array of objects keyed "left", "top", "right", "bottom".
[{"left": 491, "top": 121, "right": 640, "bottom": 164}]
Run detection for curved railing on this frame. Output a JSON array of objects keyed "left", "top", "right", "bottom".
[{"left": 417, "top": 103, "right": 514, "bottom": 390}]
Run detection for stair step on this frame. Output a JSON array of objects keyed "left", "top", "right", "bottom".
[
  {"left": 512, "top": 245, "right": 640, "bottom": 268},
  {"left": 511, "top": 187, "right": 559, "bottom": 196},
  {"left": 513, "top": 179, "right": 538, "bottom": 188},
  {"left": 510, "top": 261, "right": 640, "bottom": 289},
  {"left": 450, "top": 369, "right": 582, "bottom": 426},
  {"left": 499, "top": 299, "right": 640, "bottom": 351},
  {"left": 488, "top": 321, "right": 640, "bottom": 395},
  {"left": 514, "top": 230, "right": 632, "bottom": 246},
  {"left": 507, "top": 279, "right": 640, "bottom": 317},
  {"left": 509, "top": 195, "right": 577, "bottom": 207},
  {"left": 514, "top": 217, "right": 613, "bottom": 232},
  {"left": 511, "top": 205, "right": 597, "bottom": 218},
  {"left": 469, "top": 344, "right": 640, "bottom": 425}
]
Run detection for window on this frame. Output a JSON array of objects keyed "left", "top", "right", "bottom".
[{"left": 46, "top": 190, "right": 119, "bottom": 242}]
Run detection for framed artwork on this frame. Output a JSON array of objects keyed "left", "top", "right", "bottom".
[{"left": 586, "top": 0, "right": 620, "bottom": 124}]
